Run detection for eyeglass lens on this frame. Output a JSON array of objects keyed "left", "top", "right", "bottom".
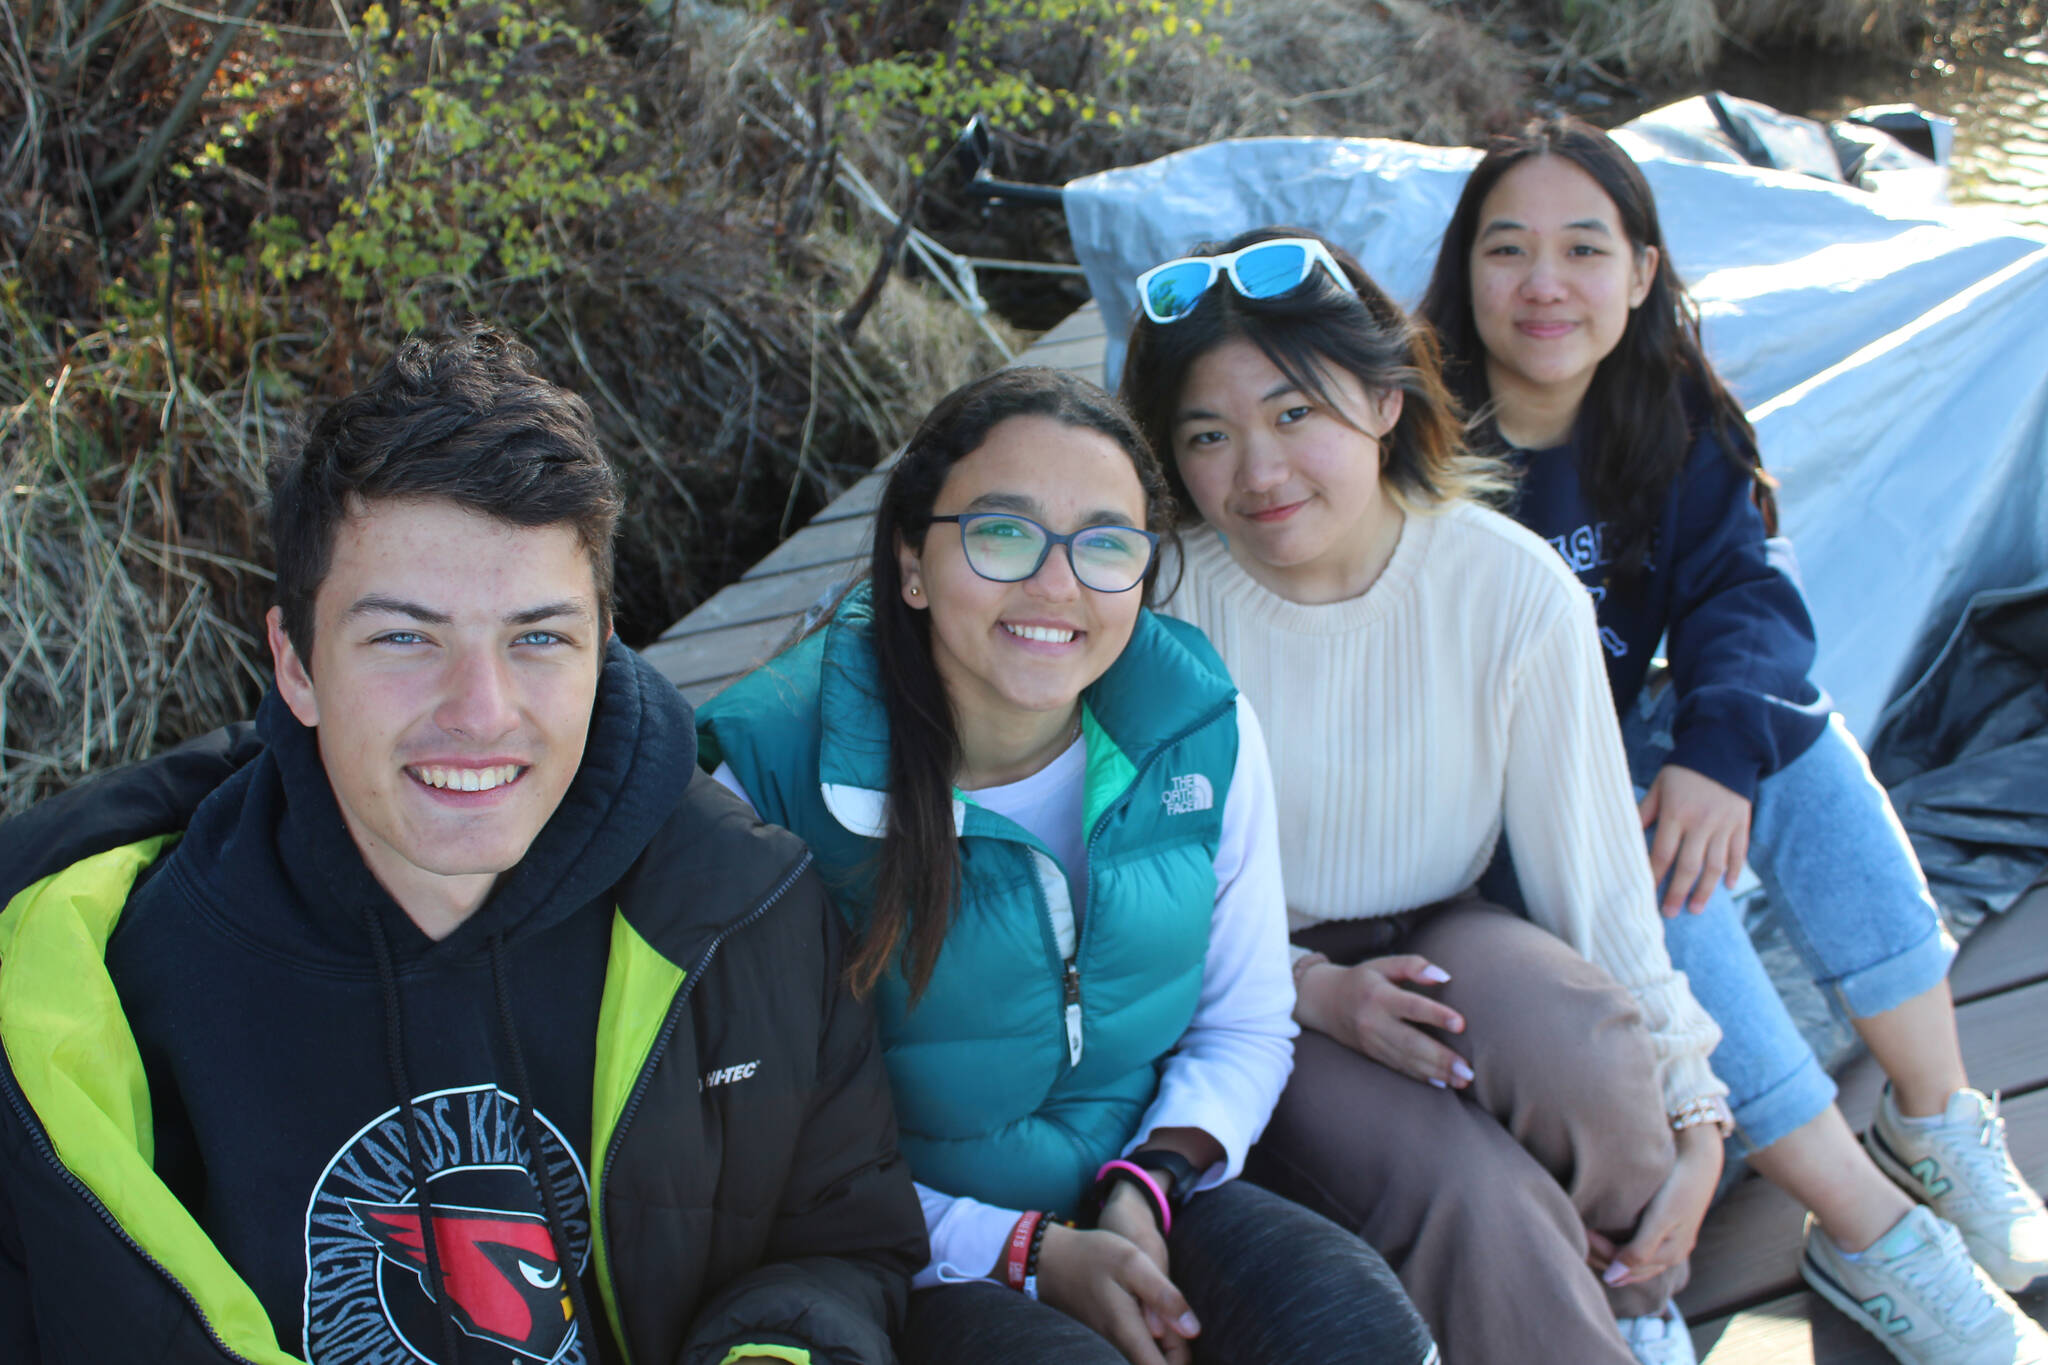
[{"left": 960, "top": 514, "right": 1153, "bottom": 591}]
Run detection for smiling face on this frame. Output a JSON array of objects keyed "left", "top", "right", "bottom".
[
  {"left": 1170, "top": 337, "right": 1404, "bottom": 604},
  {"left": 266, "top": 497, "right": 606, "bottom": 935},
  {"left": 897, "top": 414, "right": 1149, "bottom": 734},
  {"left": 1468, "top": 153, "right": 1657, "bottom": 444}
]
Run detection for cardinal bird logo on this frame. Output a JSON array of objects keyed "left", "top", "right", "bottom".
[
  {"left": 302, "top": 1085, "right": 593, "bottom": 1365},
  {"left": 348, "top": 1201, "right": 575, "bottom": 1360}
]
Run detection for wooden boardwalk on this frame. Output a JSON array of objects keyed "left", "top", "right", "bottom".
[{"left": 646, "top": 300, "right": 2048, "bottom": 1361}]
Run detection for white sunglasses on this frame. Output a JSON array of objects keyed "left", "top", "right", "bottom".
[{"left": 1134, "top": 238, "right": 1352, "bottom": 325}]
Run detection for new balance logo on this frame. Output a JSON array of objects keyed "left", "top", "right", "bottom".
[
  {"left": 1861, "top": 1294, "right": 1913, "bottom": 1336},
  {"left": 1908, "top": 1157, "right": 1953, "bottom": 1198},
  {"left": 699, "top": 1060, "right": 760, "bottom": 1091},
  {"left": 1162, "top": 774, "right": 1214, "bottom": 815}
]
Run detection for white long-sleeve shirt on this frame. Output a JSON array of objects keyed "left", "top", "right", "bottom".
[
  {"left": 712, "top": 692, "right": 1298, "bottom": 1286},
  {"left": 1160, "top": 503, "right": 1723, "bottom": 1112}
]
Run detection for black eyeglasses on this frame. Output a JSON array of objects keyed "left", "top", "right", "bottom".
[{"left": 928, "top": 512, "right": 1158, "bottom": 593}]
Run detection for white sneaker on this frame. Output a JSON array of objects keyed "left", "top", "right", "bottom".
[
  {"left": 1869, "top": 1085, "right": 2048, "bottom": 1292},
  {"left": 1801, "top": 1206, "right": 2048, "bottom": 1364},
  {"left": 1617, "top": 1299, "right": 1698, "bottom": 1365}
]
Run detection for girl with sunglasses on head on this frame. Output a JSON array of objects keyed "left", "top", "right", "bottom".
[
  {"left": 694, "top": 366, "right": 1436, "bottom": 1365},
  {"left": 1120, "top": 228, "right": 1724, "bottom": 1365},
  {"left": 1419, "top": 115, "right": 2048, "bottom": 1364}
]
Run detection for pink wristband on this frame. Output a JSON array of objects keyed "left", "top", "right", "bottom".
[{"left": 1095, "top": 1158, "right": 1173, "bottom": 1238}]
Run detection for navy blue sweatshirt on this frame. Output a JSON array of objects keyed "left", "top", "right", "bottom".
[
  {"left": 104, "top": 639, "right": 693, "bottom": 1365},
  {"left": 1506, "top": 420, "right": 1830, "bottom": 802}
]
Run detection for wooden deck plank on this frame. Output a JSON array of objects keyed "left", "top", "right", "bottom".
[
  {"left": 1017, "top": 334, "right": 1109, "bottom": 377},
  {"left": 1682, "top": 885, "right": 2048, "bottom": 1324},
  {"left": 1036, "top": 300, "right": 1105, "bottom": 344},
  {"left": 810, "top": 470, "right": 889, "bottom": 525},
  {"left": 1692, "top": 1087, "right": 2048, "bottom": 1359},
  {"left": 1950, "top": 879, "right": 2048, "bottom": 1003},
  {"left": 739, "top": 516, "right": 873, "bottom": 580},
  {"left": 1681, "top": 1084, "right": 2048, "bottom": 1322},
  {"left": 1836, "top": 978, "right": 2048, "bottom": 1132},
  {"left": 641, "top": 615, "right": 801, "bottom": 691},
  {"left": 1693, "top": 1283, "right": 2048, "bottom": 1364},
  {"left": 659, "top": 558, "right": 857, "bottom": 639}
]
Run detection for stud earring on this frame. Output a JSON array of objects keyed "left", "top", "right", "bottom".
[{"left": 908, "top": 584, "right": 920, "bottom": 596}]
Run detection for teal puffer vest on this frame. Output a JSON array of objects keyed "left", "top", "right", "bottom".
[{"left": 698, "top": 586, "right": 1239, "bottom": 1217}]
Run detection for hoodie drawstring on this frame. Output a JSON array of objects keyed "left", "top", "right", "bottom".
[
  {"left": 363, "top": 908, "right": 467, "bottom": 1365},
  {"left": 490, "top": 931, "right": 604, "bottom": 1359}
]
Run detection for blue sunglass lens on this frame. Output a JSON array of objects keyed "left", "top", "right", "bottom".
[
  {"left": 1145, "top": 261, "right": 1217, "bottom": 320},
  {"left": 1235, "top": 242, "right": 1312, "bottom": 298}
]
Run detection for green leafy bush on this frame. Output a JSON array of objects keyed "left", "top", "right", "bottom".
[{"left": 278, "top": 0, "right": 653, "bottom": 327}]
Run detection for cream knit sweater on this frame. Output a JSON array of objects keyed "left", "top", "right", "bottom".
[{"left": 1162, "top": 501, "right": 1725, "bottom": 1109}]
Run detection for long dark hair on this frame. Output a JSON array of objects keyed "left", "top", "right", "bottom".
[
  {"left": 1118, "top": 226, "right": 1507, "bottom": 528},
  {"left": 853, "top": 366, "right": 1177, "bottom": 1001},
  {"left": 1418, "top": 115, "right": 1776, "bottom": 579}
]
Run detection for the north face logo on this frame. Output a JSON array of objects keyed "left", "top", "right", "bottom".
[{"left": 1162, "top": 774, "right": 1214, "bottom": 815}]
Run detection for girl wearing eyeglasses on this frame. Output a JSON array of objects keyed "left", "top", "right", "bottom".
[
  {"left": 1118, "top": 229, "right": 1724, "bottom": 1365},
  {"left": 694, "top": 366, "right": 1435, "bottom": 1365},
  {"left": 1418, "top": 116, "right": 2048, "bottom": 1363}
]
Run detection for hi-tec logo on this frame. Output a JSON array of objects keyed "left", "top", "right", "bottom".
[
  {"left": 1162, "top": 774, "right": 1214, "bottom": 815},
  {"left": 699, "top": 1059, "right": 761, "bottom": 1092}
]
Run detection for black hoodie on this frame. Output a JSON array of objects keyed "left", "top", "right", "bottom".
[
  {"left": 105, "top": 638, "right": 689, "bottom": 1363},
  {"left": 2, "top": 641, "right": 926, "bottom": 1365}
]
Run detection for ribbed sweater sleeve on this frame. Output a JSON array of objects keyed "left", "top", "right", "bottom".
[
  {"left": 1501, "top": 581, "right": 1726, "bottom": 1110},
  {"left": 1162, "top": 504, "right": 1722, "bottom": 1113}
]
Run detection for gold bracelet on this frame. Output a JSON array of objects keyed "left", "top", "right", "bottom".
[{"left": 1669, "top": 1095, "right": 1735, "bottom": 1139}]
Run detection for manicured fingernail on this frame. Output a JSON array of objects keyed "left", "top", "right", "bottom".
[
  {"left": 1177, "top": 1313, "right": 1201, "bottom": 1336},
  {"left": 1427, "top": 1077, "right": 1447, "bottom": 1089},
  {"left": 1603, "top": 1262, "right": 1630, "bottom": 1286},
  {"left": 1421, "top": 965, "right": 1450, "bottom": 983},
  {"left": 1452, "top": 1059, "right": 1474, "bottom": 1083}
]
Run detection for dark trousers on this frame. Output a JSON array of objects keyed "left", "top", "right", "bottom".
[
  {"left": 898, "top": 1180, "right": 1436, "bottom": 1364},
  {"left": 1247, "top": 899, "right": 1682, "bottom": 1365}
]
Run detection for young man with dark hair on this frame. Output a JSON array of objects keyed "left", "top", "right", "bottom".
[{"left": 0, "top": 327, "right": 925, "bottom": 1365}]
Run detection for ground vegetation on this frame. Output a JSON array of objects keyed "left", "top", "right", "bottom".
[{"left": 0, "top": 0, "right": 1999, "bottom": 813}]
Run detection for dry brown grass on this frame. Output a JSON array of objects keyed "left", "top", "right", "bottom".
[{"left": 1560, "top": 0, "right": 1922, "bottom": 76}]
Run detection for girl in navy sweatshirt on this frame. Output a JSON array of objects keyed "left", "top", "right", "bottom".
[{"left": 1420, "top": 115, "right": 2048, "bottom": 1365}]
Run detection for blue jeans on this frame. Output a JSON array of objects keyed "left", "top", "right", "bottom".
[{"left": 1626, "top": 683, "right": 1957, "bottom": 1155}]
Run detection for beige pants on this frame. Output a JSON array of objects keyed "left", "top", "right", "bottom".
[{"left": 1247, "top": 898, "right": 1681, "bottom": 1365}]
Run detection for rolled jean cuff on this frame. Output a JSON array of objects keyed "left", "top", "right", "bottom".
[
  {"left": 1728, "top": 1049, "right": 1838, "bottom": 1156},
  {"left": 1829, "top": 917, "right": 1958, "bottom": 1021}
]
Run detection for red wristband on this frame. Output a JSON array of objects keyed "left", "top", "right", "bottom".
[
  {"left": 1004, "top": 1211, "right": 1044, "bottom": 1291},
  {"left": 1095, "top": 1158, "right": 1173, "bottom": 1238}
]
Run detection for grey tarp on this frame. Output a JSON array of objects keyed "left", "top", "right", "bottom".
[
  {"left": 1873, "top": 577, "right": 2048, "bottom": 928},
  {"left": 1064, "top": 112, "right": 2048, "bottom": 741},
  {"left": 1061, "top": 106, "right": 2048, "bottom": 1050}
]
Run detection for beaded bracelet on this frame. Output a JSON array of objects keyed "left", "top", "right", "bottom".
[
  {"left": 1022, "top": 1210, "right": 1050, "bottom": 1300},
  {"left": 1669, "top": 1094, "right": 1736, "bottom": 1139},
  {"left": 1003, "top": 1211, "right": 1044, "bottom": 1293}
]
